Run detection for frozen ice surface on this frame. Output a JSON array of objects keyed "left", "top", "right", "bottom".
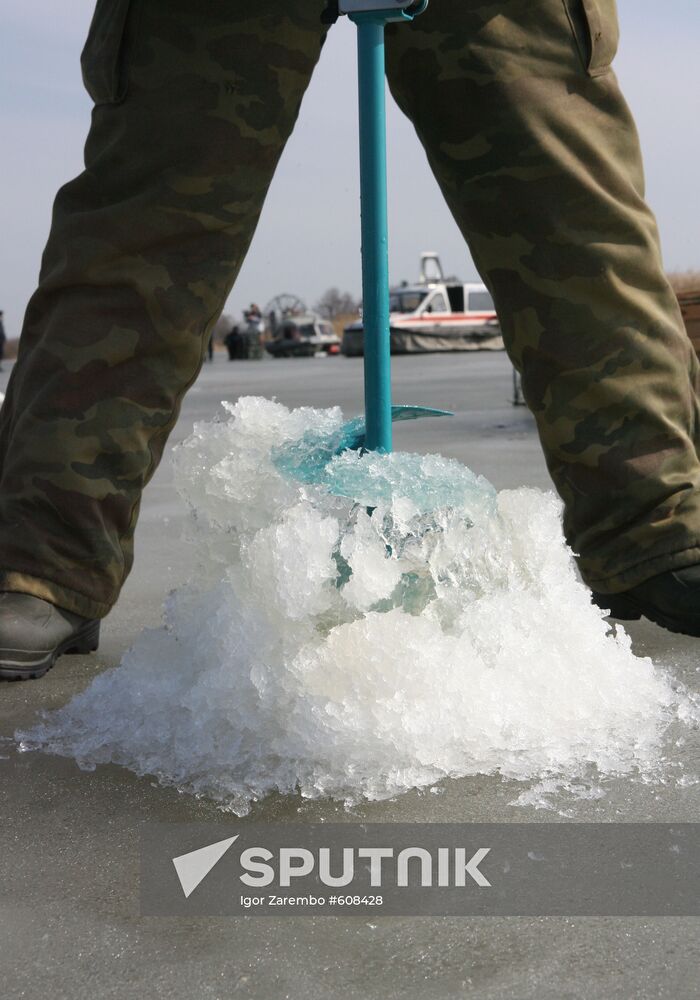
[{"left": 17, "top": 397, "right": 695, "bottom": 814}]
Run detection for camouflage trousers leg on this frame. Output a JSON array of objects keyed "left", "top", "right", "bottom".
[
  {"left": 0, "top": 0, "right": 329, "bottom": 618},
  {"left": 387, "top": 0, "right": 700, "bottom": 593},
  {"left": 3, "top": 0, "right": 700, "bottom": 617}
]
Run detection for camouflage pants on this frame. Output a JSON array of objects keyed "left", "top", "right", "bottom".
[{"left": 1, "top": 0, "right": 699, "bottom": 619}]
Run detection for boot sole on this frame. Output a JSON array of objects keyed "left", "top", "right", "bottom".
[
  {"left": 592, "top": 592, "right": 700, "bottom": 638},
  {"left": 0, "top": 620, "right": 101, "bottom": 681}
]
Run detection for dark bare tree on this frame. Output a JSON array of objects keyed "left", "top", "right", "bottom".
[{"left": 315, "top": 288, "right": 360, "bottom": 320}]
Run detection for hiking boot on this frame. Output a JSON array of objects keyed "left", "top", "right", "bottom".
[
  {"left": 0, "top": 592, "right": 100, "bottom": 681},
  {"left": 591, "top": 565, "right": 700, "bottom": 637}
]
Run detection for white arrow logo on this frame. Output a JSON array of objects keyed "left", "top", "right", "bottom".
[{"left": 172, "top": 835, "right": 239, "bottom": 898}]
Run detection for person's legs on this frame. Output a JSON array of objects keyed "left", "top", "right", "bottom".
[
  {"left": 386, "top": 0, "right": 700, "bottom": 596},
  {"left": 0, "top": 0, "right": 328, "bottom": 621}
]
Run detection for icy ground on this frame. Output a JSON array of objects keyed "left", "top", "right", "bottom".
[{"left": 17, "top": 397, "right": 699, "bottom": 814}]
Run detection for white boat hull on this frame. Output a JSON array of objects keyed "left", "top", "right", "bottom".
[{"left": 342, "top": 323, "right": 504, "bottom": 356}]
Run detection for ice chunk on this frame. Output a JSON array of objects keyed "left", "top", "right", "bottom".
[
  {"left": 17, "top": 397, "right": 692, "bottom": 814},
  {"left": 243, "top": 505, "right": 340, "bottom": 620},
  {"left": 339, "top": 509, "right": 405, "bottom": 610}
]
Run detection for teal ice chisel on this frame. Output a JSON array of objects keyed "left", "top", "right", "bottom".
[{"left": 345, "top": 1, "right": 439, "bottom": 454}]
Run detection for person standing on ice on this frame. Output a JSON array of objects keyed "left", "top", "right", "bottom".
[
  {"left": 0, "top": 311, "right": 6, "bottom": 373},
  {"left": 0, "top": 0, "right": 699, "bottom": 680}
]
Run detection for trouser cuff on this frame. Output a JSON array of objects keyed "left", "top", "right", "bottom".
[
  {"left": 0, "top": 571, "right": 111, "bottom": 619},
  {"left": 581, "top": 544, "right": 700, "bottom": 594}
]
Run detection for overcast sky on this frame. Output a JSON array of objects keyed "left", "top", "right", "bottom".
[{"left": 1, "top": 1, "right": 699, "bottom": 335}]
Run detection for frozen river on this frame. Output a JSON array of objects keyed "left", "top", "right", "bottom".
[{"left": 1, "top": 351, "right": 698, "bottom": 999}]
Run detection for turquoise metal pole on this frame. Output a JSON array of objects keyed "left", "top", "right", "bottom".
[{"left": 353, "top": 15, "right": 392, "bottom": 453}]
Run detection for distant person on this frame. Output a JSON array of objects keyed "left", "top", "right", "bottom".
[
  {"left": 207, "top": 331, "right": 214, "bottom": 362},
  {"left": 1, "top": 1, "right": 699, "bottom": 681},
  {"left": 225, "top": 324, "right": 242, "bottom": 361},
  {"left": 0, "top": 311, "right": 6, "bottom": 373},
  {"left": 244, "top": 303, "right": 263, "bottom": 333}
]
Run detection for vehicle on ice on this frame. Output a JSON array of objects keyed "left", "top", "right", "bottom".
[
  {"left": 342, "top": 253, "right": 502, "bottom": 356},
  {"left": 266, "top": 314, "right": 341, "bottom": 358}
]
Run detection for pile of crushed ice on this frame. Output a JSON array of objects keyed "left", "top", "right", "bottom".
[{"left": 17, "top": 397, "right": 694, "bottom": 814}]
